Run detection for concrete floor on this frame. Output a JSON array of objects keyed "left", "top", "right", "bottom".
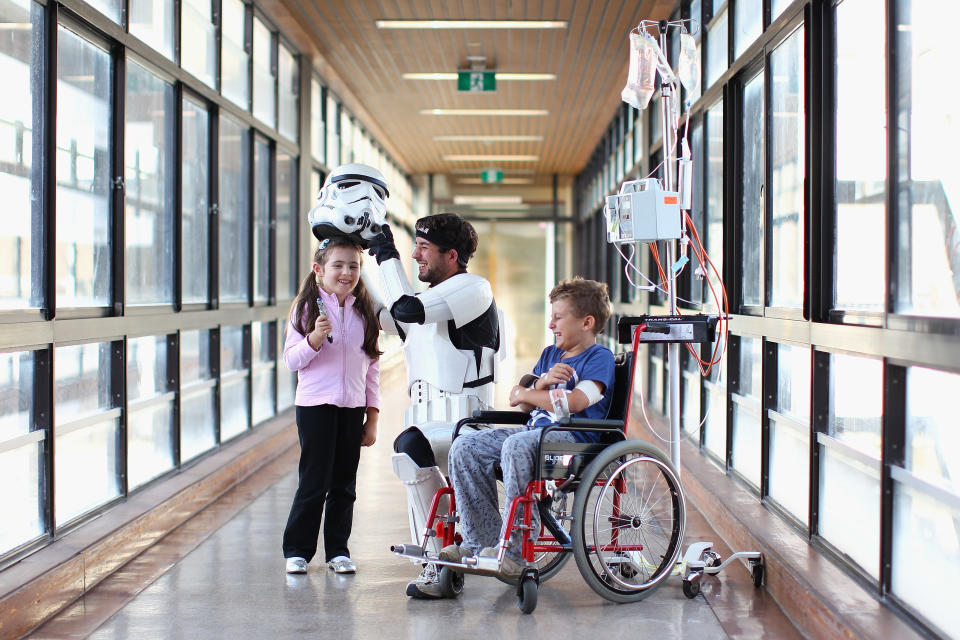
[{"left": 28, "top": 358, "right": 799, "bottom": 640}]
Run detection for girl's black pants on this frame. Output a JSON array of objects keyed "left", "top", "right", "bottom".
[{"left": 282, "top": 404, "right": 365, "bottom": 562}]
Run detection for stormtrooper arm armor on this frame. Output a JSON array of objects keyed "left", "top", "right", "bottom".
[{"left": 361, "top": 269, "right": 399, "bottom": 335}]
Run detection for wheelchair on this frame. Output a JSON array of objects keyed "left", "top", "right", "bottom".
[{"left": 391, "top": 345, "right": 688, "bottom": 614}]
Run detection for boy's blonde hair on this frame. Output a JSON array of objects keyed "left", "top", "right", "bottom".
[{"left": 549, "top": 278, "right": 611, "bottom": 335}]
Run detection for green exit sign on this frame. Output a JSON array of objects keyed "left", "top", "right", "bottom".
[
  {"left": 458, "top": 71, "right": 496, "bottom": 92},
  {"left": 481, "top": 169, "right": 503, "bottom": 183}
]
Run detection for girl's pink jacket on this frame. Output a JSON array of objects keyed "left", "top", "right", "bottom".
[{"left": 282, "top": 287, "right": 380, "bottom": 410}]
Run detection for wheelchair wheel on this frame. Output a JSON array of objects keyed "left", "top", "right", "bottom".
[
  {"left": 517, "top": 576, "right": 538, "bottom": 614},
  {"left": 438, "top": 566, "right": 464, "bottom": 598},
  {"left": 571, "top": 441, "right": 685, "bottom": 603},
  {"left": 495, "top": 480, "right": 572, "bottom": 586}
]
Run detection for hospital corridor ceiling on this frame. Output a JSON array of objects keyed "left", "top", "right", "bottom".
[{"left": 271, "top": 0, "right": 674, "bottom": 184}]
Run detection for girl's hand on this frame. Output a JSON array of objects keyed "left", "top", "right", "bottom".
[
  {"left": 308, "top": 315, "right": 332, "bottom": 349},
  {"left": 361, "top": 421, "right": 378, "bottom": 447},
  {"left": 539, "top": 363, "right": 574, "bottom": 388}
]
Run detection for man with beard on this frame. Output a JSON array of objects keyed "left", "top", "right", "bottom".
[{"left": 367, "top": 212, "right": 501, "bottom": 599}]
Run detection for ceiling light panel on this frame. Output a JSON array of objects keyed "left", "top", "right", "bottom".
[
  {"left": 443, "top": 155, "right": 539, "bottom": 162},
  {"left": 402, "top": 73, "right": 556, "bottom": 81},
  {"left": 453, "top": 195, "right": 523, "bottom": 205},
  {"left": 434, "top": 135, "right": 544, "bottom": 142},
  {"left": 377, "top": 20, "right": 567, "bottom": 30},
  {"left": 422, "top": 109, "right": 548, "bottom": 116}
]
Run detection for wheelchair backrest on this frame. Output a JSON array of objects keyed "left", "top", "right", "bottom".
[{"left": 605, "top": 351, "right": 634, "bottom": 425}]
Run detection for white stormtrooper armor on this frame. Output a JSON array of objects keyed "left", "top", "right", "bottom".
[{"left": 375, "top": 256, "right": 503, "bottom": 555}]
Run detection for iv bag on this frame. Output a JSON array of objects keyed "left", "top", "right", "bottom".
[
  {"left": 621, "top": 30, "right": 659, "bottom": 110},
  {"left": 677, "top": 32, "right": 700, "bottom": 94}
]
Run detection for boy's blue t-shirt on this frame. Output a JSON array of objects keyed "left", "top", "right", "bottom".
[{"left": 526, "top": 343, "right": 616, "bottom": 443}]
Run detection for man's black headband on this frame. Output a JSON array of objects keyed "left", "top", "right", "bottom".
[{"left": 415, "top": 225, "right": 468, "bottom": 265}]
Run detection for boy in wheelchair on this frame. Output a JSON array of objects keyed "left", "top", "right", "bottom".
[{"left": 428, "top": 278, "right": 616, "bottom": 590}]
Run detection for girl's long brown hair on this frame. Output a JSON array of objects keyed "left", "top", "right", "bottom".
[{"left": 288, "top": 237, "right": 382, "bottom": 359}]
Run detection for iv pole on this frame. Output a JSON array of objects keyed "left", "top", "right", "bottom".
[{"left": 655, "top": 19, "right": 682, "bottom": 476}]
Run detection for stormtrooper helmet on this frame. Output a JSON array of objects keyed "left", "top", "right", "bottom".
[{"left": 308, "top": 163, "right": 390, "bottom": 246}]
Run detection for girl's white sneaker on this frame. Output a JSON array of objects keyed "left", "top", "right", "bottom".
[
  {"left": 285, "top": 557, "right": 308, "bottom": 574},
  {"left": 327, "top": 556, "right": 356, "bottom": 574}
]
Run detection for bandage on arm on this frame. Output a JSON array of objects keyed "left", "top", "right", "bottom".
[
  {"left": 574, "top": 380, "right": 604, "bottom": 407},
  {"left": 549, "top": 389, "right": 571, "bottom": 418}
]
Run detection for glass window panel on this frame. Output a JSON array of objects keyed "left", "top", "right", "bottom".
[
  {"left": 86, "top": 0, "right": 121, "bottom": 24},
  {"left": 180, "top": 329, "right": 215, "bottom": 460},
  {"left": 771, "top": 0, "right": 792, "bottom": 20},
  {"left": 834, "top": 0, "right": 886, "bottom": 311},
  {"left": 0, "top": 350, "right": 34, "bottom": 440},
  {"left": 180, "top": 0, "right": 216, "bottom": 87},
  {"left": 827, "top": 353, "right": 882, "bottom": 456},
  {"left": 649, "top": 92, "right": 662, "bottom": 146},
  {"left": 326, "top": 95, "right": 340, "bottom": 166},
  {"left": 649, "top": 345, "right": 664, "bottom": 413},
  {"left": 819, "top": 351, "right": 881, "bottom": 577},
  {"left": 731, "top": 336, "right": 762, "bottom": 486},
  {"left": 706, "top": 8, "right": 728, "bottom": 87},
  {"left": 220, "top": 325, "right": 248, "bottom": 440},
  {"left": 55, "top": 418, "right": 121, "bottom": 525},
  {"left": 218, "top": 115, "right": 250, "bottom": 303},
  {"left": 276, "top": 152, "right": 296, "bottom": 301},
  {"left": 221, "top": 0, "right": 249, "bottom": 108},
  {"left": 769, "top": 413, "right": 809, "bottom": 523},
  {"left": 340, "top": 113, "right": 353, "bottom": 164},
  {"left": 181, "top": 96, "right": 209, "bottom": 304},
  {"left": 56, "top": 26, "right": 112, "bottom": 309},
  {"left": 688, "top": 120, "right": 705, "bottom": 304},
  {"left": 891, "top": 480, "right": 959, "bottom": 637},
  {"left": 704, "top": 379, "right": 726, "bottom": 458},
  {"left": 741, "top": 70, "right": 764, "bottom": 307},
  {"left": 895, "top": 2, "right": 960, "bottom": 317},
  {"left": 682, "top": 370, "right": 702, "bottom": 436},
  {"left": 310, "top": 169, "right": 322, "bottom": 206},
  {"left": 0, "top": 0, "right": 43, "bottom": 310},
  {"left": 777, "top": 343, "right": 810, "bottom": 420},
  {"left": 54, "top": 342, "right": 120, "bottom": 525},
  {"left": 734, "top": 0, "right": 761, "bottom": 59},
  {"left": 253, "top": 137, "right": 271, "bottom": 304},
  {"left": 311, "top": 79, "right": 324, "bottom": 163},
  {"left": 706, "top": 102, "right": 724, "bottom": 303},
  {"left": 769, "top": 344, "right": 810, "bottom": 522},
  {"left": 0, "top": 349, "right": 43, "bottom": 552},
  {"left": 126, "top": 335, "right": 174, "bottom": 488},
  {"left": 252, "top": 17, "right": 275, "bottom": 127},
  {"left": 251, "top": 321, "right": 275, "bottom": 423},
  {"left": 769, "top": 28, "right": 805, "bottom": 308},
  {"left": 731, "top": 399, "right": 760, "bottom": 486},
  {"left": 129, "top": 0, "right": 174, "bottom": 59},
  {"left": 905, "top": 367, "right": 960, "bottom": 492},
  {"left": 278, "top": 43, "right": 298, "bottom": 141},
  {"left": 0, "top": 442, "right": 44, "bottom": 553},
  {"left": 276, "top": 317, "right": 295, "bottom": 412},
  {"left": 125, "top": 59, "right": 175, "bottom": 306}
]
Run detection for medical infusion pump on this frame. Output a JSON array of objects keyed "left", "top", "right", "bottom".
[{"left": 603, "top": 178, "right": 682, "bottom": 244}]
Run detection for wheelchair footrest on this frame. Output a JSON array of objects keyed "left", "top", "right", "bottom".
[{"left": 389, "top": 545, "right": 504, "bottom": 576}]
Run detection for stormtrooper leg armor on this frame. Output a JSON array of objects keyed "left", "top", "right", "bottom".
[{"left": 391, "top": 453, "right": 449, "bottom": 556}]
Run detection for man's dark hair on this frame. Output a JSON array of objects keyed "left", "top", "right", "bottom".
[{"left": 415, "top": 212, "right": 479, "bottom": 266}]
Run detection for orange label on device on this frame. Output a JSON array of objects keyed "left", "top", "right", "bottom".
[{"left": 663, "top": 196, "right": 678, "bottom": 204}]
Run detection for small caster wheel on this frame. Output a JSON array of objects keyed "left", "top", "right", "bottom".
[
  {"left": 438, "top": 566, "right": 464, "bottom": 598},
  {"left": 517, "top": 576, "right": 538, "bottom": 614},
  {"left": 703, "top": 550, "right": 722, "bottom": 568},
  {"left": 750, "top": 558, "right": 764, "bottom": 588},
  {"left": 682, "top": 571, "right": 702, "bottom": 598}
]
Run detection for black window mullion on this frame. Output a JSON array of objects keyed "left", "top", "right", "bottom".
[
  {"left": 761, "top": 338, "right": 777, "bottom": 498},
  {"left": 113, "top": 49, "right": 126, "bottom": 316},
  {"left": 243, "top": 323, "right": 252, "bottom": 431},
  {"left": 169, "top": 332, "right": 181, "bottom": 466},
  {"left": 269, "top": 139, "right": 276, "bottom": 306},
  {"left": 113, "top": 339, "right": 127, "bottom": 496},
  {"left": 884, "top": 0, "right": 898, "bottom": 325},
  {"left": 810, "top": 348, "right": 829, "bottom": 538},
  {"left": 174, "top": 84, "right": 184, "bottom": 311},
  {"left": 725, "top": 334, "right": 741, "bottom": 470},
  {"left": 209, "top": 106, "right": 219, "bottom": 309},
  {"left": 35, "top": 347, "right": 54, "bottom": 540},
  {"left": 880, "top": 362, "right": 906, "bottom": 596},
  {"left": 211, "top": 327, "right": 221, "bottom": 443}
]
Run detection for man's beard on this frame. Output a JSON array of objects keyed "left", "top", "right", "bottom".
[{"left": 417, "top": 265, "right": 441, "bottom": 285}]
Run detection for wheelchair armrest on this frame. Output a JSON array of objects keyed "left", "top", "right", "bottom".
[
  {"left": 472, "top": 410, "right": 531, "bottom": 424},
  {"left": 452, "top": 411, "right": 531, "bottom": 442},
  {"left": 556, "top": 417, "right": 626, "bottom": 431}
]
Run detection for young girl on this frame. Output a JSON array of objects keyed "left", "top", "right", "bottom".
[{"left": 281, "top": 236, "right": 381, "bottom": 575}]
